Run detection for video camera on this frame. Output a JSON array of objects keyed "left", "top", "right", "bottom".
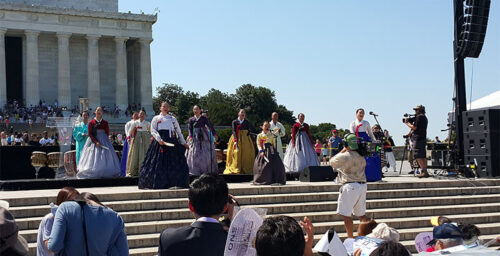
[
  {"left": 402, "top": 113, "right": 416, "bottom": 124},
  {"left": 357, "top": 139, "right": 381, "bottom": 157}
]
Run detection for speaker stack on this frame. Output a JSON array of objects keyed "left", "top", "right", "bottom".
[
  {"left": 462, "top": 109, "right": 500, "bottom": 177},
  {"left": 299, "top": 166, "right": 337, "bottom": 182}
]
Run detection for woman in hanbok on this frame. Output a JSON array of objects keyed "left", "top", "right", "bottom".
[
  {"left": 121, "top": 112, "right": 139, "bottom": 176},
  {"left": 139, "top": 102, "right": 189, "bottom": 189},
  {"left": 72, "top": 111, "right": 89, "bottom": 166},
  {"left": 270, "top": 112, "right": 286, "bottom": 160},
  {"left": 283, "top": 113, "right": 319, "bottom": 173},
  {"left": 77, "top": 107, "right": 121, "bottom": 179},
  {"left": 349, "top": 108, "right": 381, "bottom": 181},
  {"left": 224, "top": 109, "right": 256, "bottom": 175},
  {"left": 126, "top": 110, "right": 151, "bottom": 176},
  {"left": 186, "top": 105, "right": 218, "bottom": 175},
  {"left": 253, "top": 121, "right": 286, "bottom": 185}
]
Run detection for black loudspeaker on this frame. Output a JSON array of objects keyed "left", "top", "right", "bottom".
[
  {"left": 464, "top": 155, "right": 500, "bottom": 177},
  {"left": 463, "top": 109, "right": 500, "bottom": 133},
  {"left": 299, "top": 166, "right": 337, "bottom": 182},
  {"left": 456, "top": 0, "right": 491, "bottom": 58},
  {"left": 464, "top": 132, "right": 500, "bottom": 155}
]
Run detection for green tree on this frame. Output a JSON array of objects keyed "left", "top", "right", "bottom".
[
  {"left": 234, "top": 84, "right": 278, "bottom": 127},
  {"left": 152, "top": 83, "right": 184, "bottom": 113},
  {"left": 175, "top": 91, "right": 200, "bottom": 124},
  {"left": 199, "top": 89, "right": 237, "bottom": 126},
  {"left": 310, "top": 123, "right": 336, "bottom": 142},
  {"left": 275, "top": 105, "right": 296, "bottom": 126}
]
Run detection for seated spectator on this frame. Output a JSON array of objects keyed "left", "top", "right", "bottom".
[
  {"left": 255, "top": 215, "right": 314, "bottom": 256},
  {"left": 1, "top": 131, "right": 8, "bottom": 146},
  {"left": 427, "top": 223, "right": 463, "bottom": 251},
  {"left": 158, "top": 174, "right": 229, "bottom": 256},
  {"left": 368, "top": 240, "right": 410, "bottom": 256},
  {"left": 39, "top": 131, "right": 53, "bottom": 146},
  {"left": 358, "top": 219, "right": 378, "bottom": 236},
  {"left": 458, "top": 223, "right": 480, "bottom": 245},
  {"left": 47, "top": 193, "right": 128, "bottom": 255},
  {"left": 0, "top": 206, "right": 29, "bottom": 255},
  {"left": 37, "top": 187, "right": 80, "bottom": 256},
  {"left": 366, "top": 223, "right": 400, "bottom": 242}
]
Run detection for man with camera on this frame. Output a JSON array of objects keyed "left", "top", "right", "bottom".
[
  {"left": 405, "top": 105, "right": 429, "bottom": 178},
  {"left": 329, "top": 133, "right": 370, "bottom": 238}
]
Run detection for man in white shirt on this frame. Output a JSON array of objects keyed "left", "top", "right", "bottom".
[
  {"left": 330, "top": 134, "right": 370, "bottom": 238},
  {"left": 270, "top": 112, "right": 286, "bottom": 159},
  {"left": 39, "top": 131, "right": 53, "bottom": 146}
]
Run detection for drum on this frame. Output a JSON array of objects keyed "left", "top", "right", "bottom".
[
  {"left": 31, "top": 151, "right": 47, "bottom": 167},
  {"left": 47, "top": 152, "right": 63, "bottom": 168},
  {"left": 64, "top": 151, "right": 77, "bottom": 176}
]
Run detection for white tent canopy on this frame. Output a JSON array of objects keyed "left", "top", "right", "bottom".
[
  {"left": 466, "top": 90, "right": 500, "bottom": 110},
  {"left": 448, "top": 90, "right": 500, "bottom": 122}
]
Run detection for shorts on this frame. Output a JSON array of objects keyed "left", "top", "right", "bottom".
[
  {"left": 413, "top": 139, "right": 426, "bottom": 159},
  {"left": 337, "top": 182, "right": 367, "bottom": 217},
  {"left": 316, "top": 152, "right": 321, "bottom": 156}
]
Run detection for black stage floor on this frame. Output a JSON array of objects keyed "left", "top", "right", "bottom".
[{"left": 0, "top": 175, "right": 256, "bottom": 191}]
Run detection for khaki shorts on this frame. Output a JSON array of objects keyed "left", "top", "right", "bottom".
[{"left": 337, "top": 182, "right": 367, "bottom": 217}]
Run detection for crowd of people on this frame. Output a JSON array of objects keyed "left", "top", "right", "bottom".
[{"left": 1, "top": 174, "right": 499, "bottom": 256}]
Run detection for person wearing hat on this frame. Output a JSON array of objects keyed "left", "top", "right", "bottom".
[
  {"left": 329, "top": 133, "right": 370, "bottom": 238},
  {"left": 328, "top": 130, "right": 342, "bottom": 158},
  {"left": 427, "top": 223, "right": 464, "bottom": 251},
  {"left": 0, "top": 206, "right": 29, "bottom": 256},
  {"left": 405, "top": 105, "right": 429, "bottom": 178}
]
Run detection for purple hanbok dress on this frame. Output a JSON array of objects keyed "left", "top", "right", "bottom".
[{"left": 185, "top": 115, "right": 218, "bottom": 175}]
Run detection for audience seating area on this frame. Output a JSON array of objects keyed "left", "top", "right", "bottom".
[{"left": 2, "top": 178, "right": 500, "bottom": 255}]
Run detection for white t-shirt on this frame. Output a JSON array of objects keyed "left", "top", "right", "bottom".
[{"left": 36, "top": 213, "right": 54, "bottom": 256}]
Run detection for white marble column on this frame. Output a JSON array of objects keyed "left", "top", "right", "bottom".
[
  {"left": 25, "top": 30, "right": 40, "bottom": 106},
  {"left": 114, "top": 36, "right": 128, "bottom": 111},
  {"left": 0, "top": 29, "right": 7, "bottom": 107},
  {"left": 139, "top": 38, "right": 153, "bottom": 114},
  {"left": 57, "top": 32, "right": 71, "bottom": 107},
  {"left": 86, "top": 34, "right": 100, "bottom": 110}
]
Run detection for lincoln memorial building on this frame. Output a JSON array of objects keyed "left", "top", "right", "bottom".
[{"left": 0, "top": 0, "right": 157, "bottom": 113}]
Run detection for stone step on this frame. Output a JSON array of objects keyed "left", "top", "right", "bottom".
[
  {"left": 16, "top": 195, "right": 500, "bottom": 230},
  {"left": 8, "top": 185, "right": 500, "bottom": 218},
  {"left": 13, "top": 192, "right": 500, "bottom": 231},
  {"left": 5, "top": 179, "right": 500, "bottom": 207},
  {"left": 18, "top": 203, "right": 500, "bottom": 244}
]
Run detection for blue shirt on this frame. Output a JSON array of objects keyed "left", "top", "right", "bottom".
[
  {"left": 48, "top": 201, "right": 129, "bottom": 256},
  {"left": 37, "top": 213, "right": 54, "bottom": 256},
  {"left": 329, "top": 136, "right": 342, "bottom": 149}
]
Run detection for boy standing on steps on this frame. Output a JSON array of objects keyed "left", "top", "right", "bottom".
[{"left": 329, "top": 133, "right": 370, "bottom": 238}]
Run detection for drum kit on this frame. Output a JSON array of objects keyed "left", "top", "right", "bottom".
[{"left": 30, "top": 150, "right": 78, "bottom": 179}]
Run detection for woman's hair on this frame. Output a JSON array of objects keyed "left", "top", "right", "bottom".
[
  {"left": 356, "top": 108, "right": 365, "bottom": 114},
  {"left": 77, "top": 192, "right": 106, "bottom": 207},
  {"left": 369, "top": 241, "right": 410, "bottom": 256},
  {"left": 358, "top": 219, "right": 378, "bottom": 236},
  {"left": 262, "top": 121, "right": 269, "bottom": 128},
  {"left": 56, "top": 187, "right": 80, "bottom": 206},
  {"left": 81, "top": 110, "right": 89, "bottom": 116},
  {"left": 298, "top": 113, "right": 305, "bottom": 118}
]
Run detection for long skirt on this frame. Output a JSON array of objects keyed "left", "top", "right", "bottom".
[
  {"left": 75, "top": 139, "right": 85, "bottom": 166},
  {"left": 283, "top": 132, "right": 320, "bottom": 173},
  {"left": 186, "top": 127, "right": 218, "bottom": 175},
  {"left": 223, "top": 130, "right": 255, "bottom": 174},
  {"left": 139, "top": 130, "right": 189, "bottom": 189},
  {"left": 76, "top": 130, "right": 121, "bottom": 179},
  {"left": 253, "top": 143, "right": 286, "bottom": 185},
  {"left": 358, "top": 132, "right": 381, "bottom": 182},
  {"left": 126, "top": 131, "right": 151, "bottom": 176},
  {"left": 120, "top": 139, "right": 129, "bottom": 177}
]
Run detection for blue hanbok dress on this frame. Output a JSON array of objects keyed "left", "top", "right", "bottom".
[{"left": 350, "top": 119, "right": 381, "bottom": 182}]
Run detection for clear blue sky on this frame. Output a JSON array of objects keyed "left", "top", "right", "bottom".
[{"left": 120, "top": 0, "right": 500, "bottom": 145}]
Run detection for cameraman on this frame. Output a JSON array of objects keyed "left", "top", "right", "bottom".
[
  {"left": 405, "top": 105, "right": 428, "bottom": 178},
  {"left": 329, "top": 134, "right": 370, "bottom": 238}
]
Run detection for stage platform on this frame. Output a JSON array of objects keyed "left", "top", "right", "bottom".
[{"left": 0, "top": 174, "right": 255, "bottom": 191}]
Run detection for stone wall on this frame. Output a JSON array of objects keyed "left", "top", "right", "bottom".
[
  {"left": 99, "top": 37, "right": 116, "bottom": 108},
  {"left": 38, "top": 34, "right": 57, "bottom": 104},
  {"left": 1, "top": 0, "right": 118, "bottom": 12},
  {"left": 69, "top": 36, "right": 87, "bottom": 105}
]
